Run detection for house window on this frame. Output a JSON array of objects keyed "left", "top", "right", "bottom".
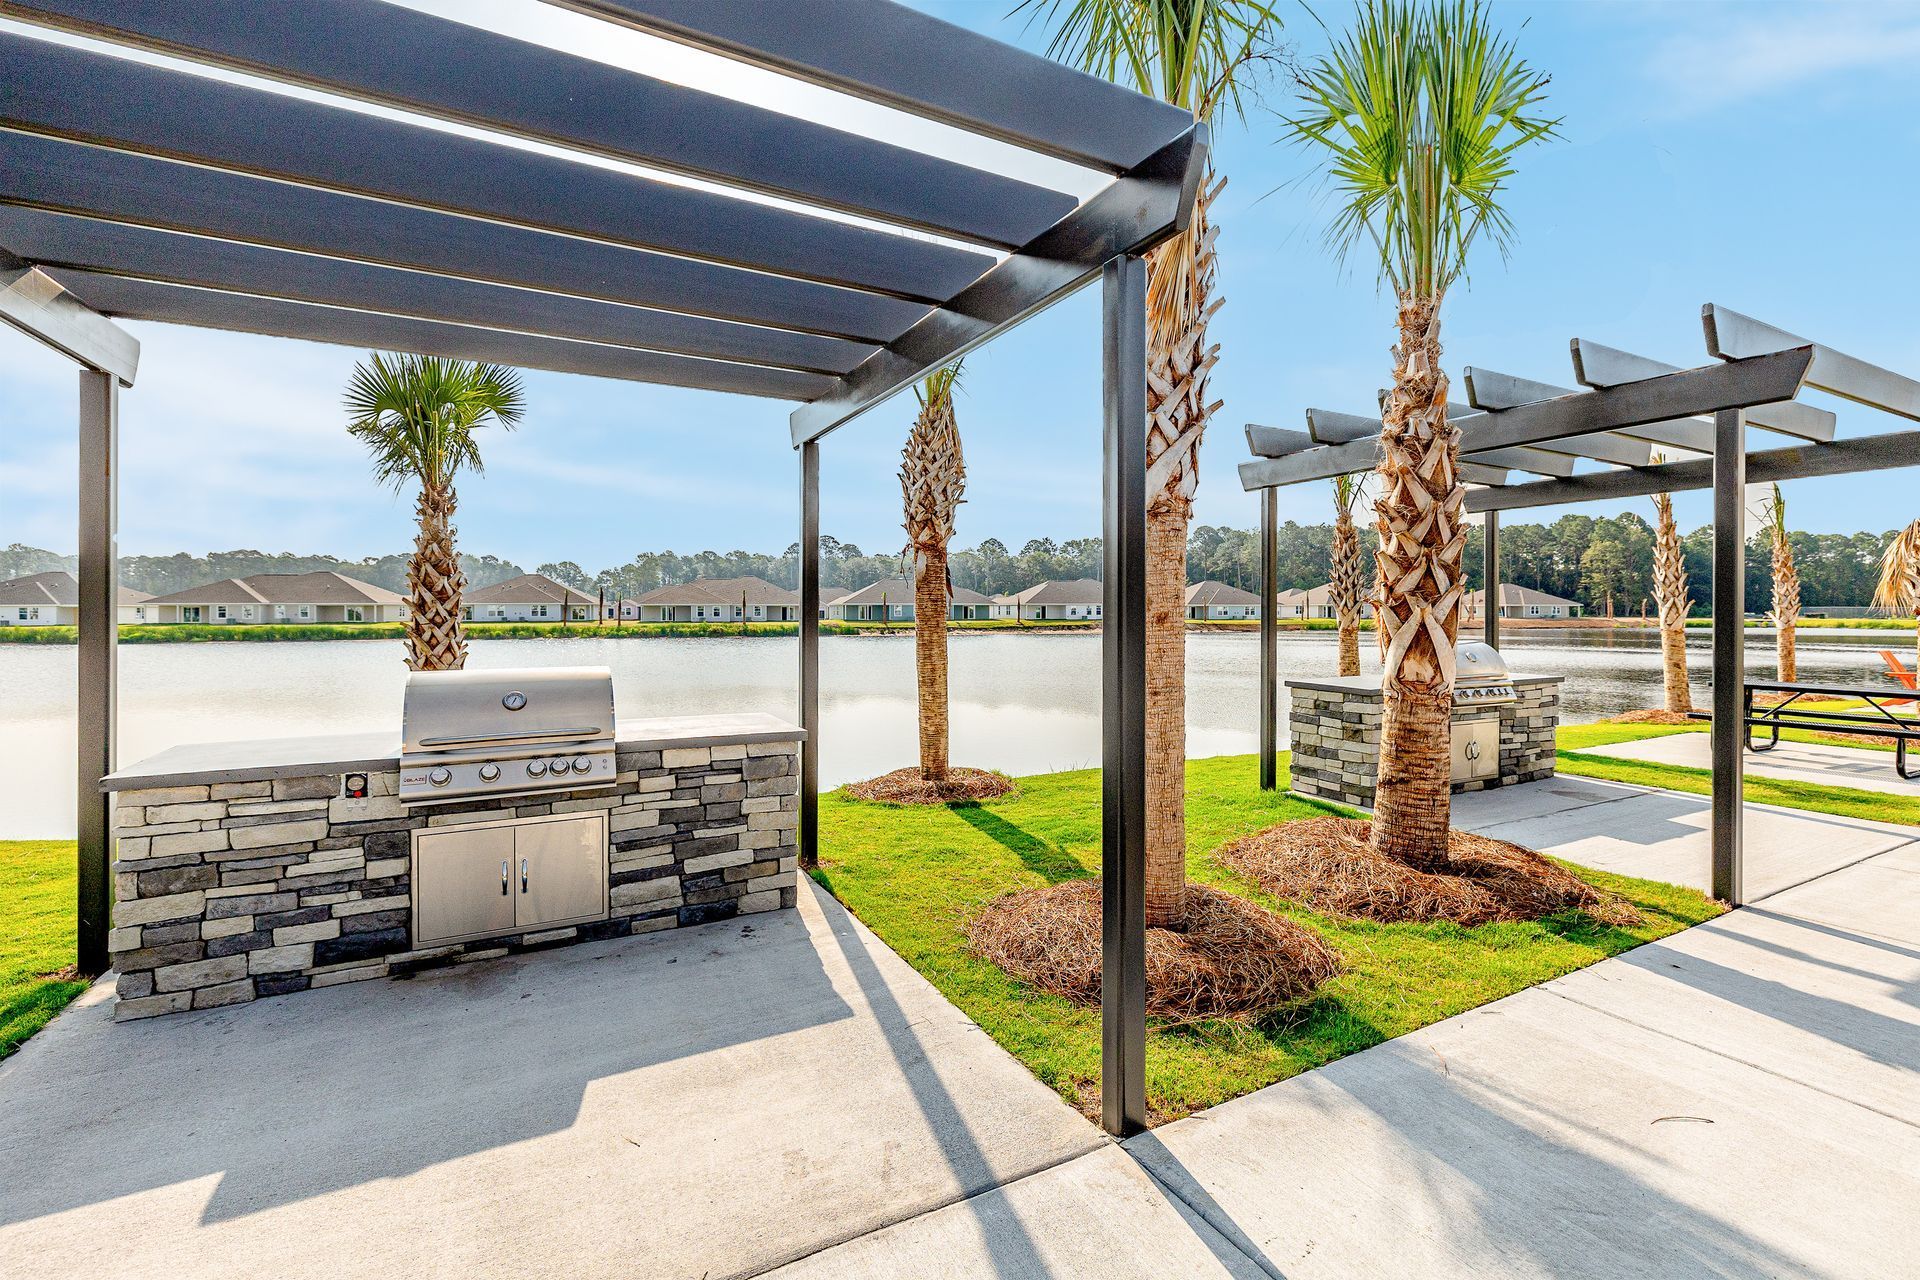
[
  {"left": 531, "top": 605, "right": 549, "bottom": 618},
  {"left": 462, "top": 607, "right": 473, "bottom": 620},
  {"left": 182, "top": 606, "right": 202, "bottom": 623},
  {"left": 242, "top": 605, "right": 255, "bottom": 620},
  {"left": 489, "top": 606, "right": 505, "bottom": 619},
  {"left": 20, "top": 607, "right": 37, "bottom": 621},
  {"left": 298, "top": 606, "right": 311, "bottom": 619},
  {"left": 215, "top": 606, "right": 228, "bottom": 620},
  {"left": 345, "top": 607, "right": 364, "bottom": 623},
  {"left": 274, "top": 605, "right": 287, "bottom": 620}
]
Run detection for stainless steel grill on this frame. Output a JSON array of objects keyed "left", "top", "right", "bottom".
[
  {"left": 1453, "top": 642, "right": 1518, "bottom": 707},
  {"left": 400, "top": 667, "right": 616, "bottom": 805}
]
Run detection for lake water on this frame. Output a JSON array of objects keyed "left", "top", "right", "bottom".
[{"left": 0, "top": 628, "right": 1902, "bottom": 838}]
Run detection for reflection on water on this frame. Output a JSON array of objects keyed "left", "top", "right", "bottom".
[{"left": 0, "top": 628, "right": 1900, "bottom": 837}]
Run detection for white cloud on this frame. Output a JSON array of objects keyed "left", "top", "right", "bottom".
[{"left": 1643, "top": 4, "right": 1920, "bottom": 115}]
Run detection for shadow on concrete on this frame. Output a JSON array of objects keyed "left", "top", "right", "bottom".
[
  {"left": 0, "top": 907, "right": 852, "bottom": 1228},
  {"left": 1125, "top": 1133, "right": 1289, "bottom": 1280},
  {"left": 809, "top": 895, "right": 1063, "bottom": 1278}
]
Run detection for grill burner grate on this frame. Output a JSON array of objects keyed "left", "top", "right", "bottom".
[{"left": 400, "top": 667, "right": 616, "bottom": 805}]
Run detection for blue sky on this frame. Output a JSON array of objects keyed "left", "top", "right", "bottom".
[{"left": 4, "top": 0, "right": 1918, "bottom": 570}]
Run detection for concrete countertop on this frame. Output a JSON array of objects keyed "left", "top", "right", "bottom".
[
  {"left": 1283, "top": 672, "right": 1563, "bottom": 695},
  {"left": 101, "top": 711, "right": 805, "bottom": 792}
]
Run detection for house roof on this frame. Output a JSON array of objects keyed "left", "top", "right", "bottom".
[
  {"left": 1466, "top": 583, "right": 1582, "bottom": 609},
  {"left": 833, "top": 578, "right": 991, "bottom": 607},
  {"left": 1274, "top": 583, "right": 1336, "bottom": 607},
  {"left": 633, "top": 576, "right": 799, "bottom": 607},
  {"left": 1005, "top": 579, "right": 1104, "bottom": 606},
  {"left": 0, "top": 570, "right": 151, "bottom": 609},
  {"left": 464, "top": 573, "right": 596, "bottom": 608},
  {"left": 1184, "top": 580, "right": 1260, "bottom": 608},
  {"left": 143, "top": 571, "right": 401, "bottom": 607}
]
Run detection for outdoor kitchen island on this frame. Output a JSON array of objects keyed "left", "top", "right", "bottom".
[{"left": 99, "top": 710, "right": 803, "bottom": 1021}]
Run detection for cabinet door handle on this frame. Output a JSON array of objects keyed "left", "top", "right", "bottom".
[
  {"left": 521, "top": 857, "right": 529, "bottom": 893},
  {"left": 501, "top": 860, "right": 510, "bottom": 895}
]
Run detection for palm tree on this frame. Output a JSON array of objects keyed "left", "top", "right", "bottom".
[
  {"left": 1331, "top": 472, "right": 1367, "bottom": 676},
  {"left": 1287, "top": 0, "right": 1556, "bottom": 870},
  {"left": 345, "top": 353, "right": 524, "bottom": 671},
  {"left": 1027, "top": 0, "right": 1281, "bottom": 928},
  {"left": 900, "top": 363, "right": 966, "bottom": 781},
  {"left": 1650, "top": 479, "right": 1692, "bottom": 714},
  {"left": 1759, "top": 484, "right": 1799, "bottom": 682},
  {"left": 1873, "top": 519, "right": 1920, "bottom": 670}
]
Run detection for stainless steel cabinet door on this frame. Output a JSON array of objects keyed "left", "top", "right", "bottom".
[
  {"left": 413, "top": 824, "right": 518, "bottom": 946},
  {"left": 515, "top": 814, "right": 608, "bottom": 931},
  {"left": 1451, "top": 719, "right": 1500, "bottom": 784}
]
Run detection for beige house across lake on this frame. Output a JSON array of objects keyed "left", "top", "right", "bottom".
[
  {"left": 0, "top": 570, "right": 153, "bottom": 626},
  {"left": 144, "top": 571, "right": 404, "bottom": 624}
]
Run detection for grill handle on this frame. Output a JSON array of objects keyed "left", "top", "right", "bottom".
[
  {"left": 520, "top": 858, "right": 529, "bottom": 894},
  {"left": 501, "top": 860, "right": 509, "bottom": 896},
  {"left": 415, "top": 726, "right": 603, "bottom": 747}
]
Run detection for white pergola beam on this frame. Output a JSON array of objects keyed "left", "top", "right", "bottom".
[
  {"left": 1459, "top": 369, "right": 1655, "bottom": 465},
  {"left": 1465, "top": 366, "right": 1712, "bottom": 454}
]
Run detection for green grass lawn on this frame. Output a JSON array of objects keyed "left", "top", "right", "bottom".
[
  {"left": 0, "top": 841, "right": 88, "bottom": 1061},
  {"left": 1557, "top": 720, "right": 1920, "bottom": 827},
  {"left": 816, "top": 754, "right": 1719, "bottom": 1122}
]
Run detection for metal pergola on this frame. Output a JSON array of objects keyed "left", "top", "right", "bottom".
[
  {"left": 1242, "top": 304, "right": 1920, "bottom": 905},
  {"left": 0, "top": 0, "right": 1203, "bottom": 1136}
]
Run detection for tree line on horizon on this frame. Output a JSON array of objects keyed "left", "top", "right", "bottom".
[{"left": 3, "top": 511, "right": 1904, "bottom": 615}]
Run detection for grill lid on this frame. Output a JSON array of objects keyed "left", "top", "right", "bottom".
[
  {"left": 401, "top": 666, "right": 615, "bottom": 757},
  {"left": 1455, "top": 641, "right": 1511, "bottom": 685}
]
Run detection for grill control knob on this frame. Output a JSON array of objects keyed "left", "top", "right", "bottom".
[
  {"left": 570, "top": 756, "right": 593, "bottom": 775},
  {"left": 427, "top": 767, "right": 452, "bottom": 788},
  {"left": 478, "top": 764, "right": 501, "bottom": 782},
  {"left": 526, "top": 760, "right": 548, "bottom": 778},
  {"left": 549, "top": 757, "right": 570, "bottom": 776}
]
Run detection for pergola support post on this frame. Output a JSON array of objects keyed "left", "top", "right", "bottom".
[
  {"left": 1483, "top": 509, "right": 1500, "bottom": 648},
  {"left": 798, "top": 439, "right": 820, "bottom": 870},
  {"left": 1100, "top": 253, "right": 1148, "bottom": 1138},
  {"left": 77, "top": 368, "right": 119, "bottom": 975},
  {"left": 1711, "top": 408, "right": 1746, "bottom": 903},
  {"left": 1258, "top": 487, "right": 1277, "bottom": 790}
]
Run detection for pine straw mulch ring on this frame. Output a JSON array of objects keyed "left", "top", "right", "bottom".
[
  {"left": 966, "top": 880, "right": 1342, "bottom": 1024},
  {"left": 842, "top": 767, "right": 1014, "bottom": 805},
  {"left": 1217, "top": 817, "right": 1641, "bottom": 928},
  {"left": 1607, "top": 708, "right": 1699, "bottom": 726}
]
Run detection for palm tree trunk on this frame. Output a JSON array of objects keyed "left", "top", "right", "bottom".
[
  {"left": 1371, "top": 292, "right": 1462, "bottom": 872},
  {"left": 1333, "top": 507, "right": 1362, "bottom": 677},
  {"left": 914, "top": 545, "right": 950, "bottom": 780},
  {"left": 1652, "top": 491, "right": 1692, "bottom": 714},
  {"left": 1772, "top": 531, "right": 1799, "bottom": 683},
  {"left": 406, "top": 481, "right": 466, "bottom": 671},
  {"left": 1145, "top": 505, "right": 1188, "bottom": 928},
  {"left": 1139, "top": 176, "right": 1223, "bottom": 930}
]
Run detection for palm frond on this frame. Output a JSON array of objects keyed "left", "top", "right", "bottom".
[
  {"left": 1018, "top": 0, "right": 1284, "bottom": 122},
  {"left": 913, "top": 360, "right": 965, "bottom": 413},
  {"left": 343, "top": 353, "right": 524, "bottom": 492},
  {"left": 1283, "top": 0, "right": 1557, "bottom": 295}
]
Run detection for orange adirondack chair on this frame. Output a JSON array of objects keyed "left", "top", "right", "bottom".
[{"left": 1877, "top": 650, "right": 1918, "bottom": 705}]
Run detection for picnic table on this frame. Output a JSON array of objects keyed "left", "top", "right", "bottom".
[{"left": 1692, "top": 680, "right": 1920, "bottom": 779}]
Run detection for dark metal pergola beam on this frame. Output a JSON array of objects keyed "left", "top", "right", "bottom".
[
  {"left": 565, "top": 0, "right": 1192, "bottom": 173},
  {"left": 1237, "top": 348, "right": 1814, "bottom": 491},
  {"left": 1571, "top": 337, "right": 1836, "bottom": 442},
  {"left": 49, "top": 270, "right": 839, "bottom": 399},
  {"left": 0, "top": 130, "right": 929, "bottom": 345},
  {"left": 0, "top": 206, "right": 874, "bottom": 377},
  {"left": 789, "top": 125, "right": 1209, "bottom": 443},
  {"left": 1465, "top": 429, "right": 1920, "bottom": 512},
  {"left": 1462, "top": 367, "right": 1690, "bottom": 457},
  {"left": 0, "top": 252, "right": 138, "bottom": 385},
  {"left": 0, "top": 31, "right": 993, "bottom": 303},
  {"left": 4, "top": 0, "right": 1079, "bottom": 251}
]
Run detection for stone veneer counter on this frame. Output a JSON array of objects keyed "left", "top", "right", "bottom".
[
  {"left": 1286, "top": 674, "right": 1562, "bottom": 810},
  {"left": 101, "top": 713, "right": 803, "bottom": 1020}
]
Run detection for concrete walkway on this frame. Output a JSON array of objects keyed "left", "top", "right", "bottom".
[
  {"left": 9, "top": 781, "right": 1916, "bottom": 1279},
  {"left": 1575, "top": 730, "right": 1920, "bottom": 798},
  {"left": 1452, "top": 772, "right": 1918, "bottom": 900},
  {"left": 0, "top": 878, "right": 1111, "bottom": 1280}
]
